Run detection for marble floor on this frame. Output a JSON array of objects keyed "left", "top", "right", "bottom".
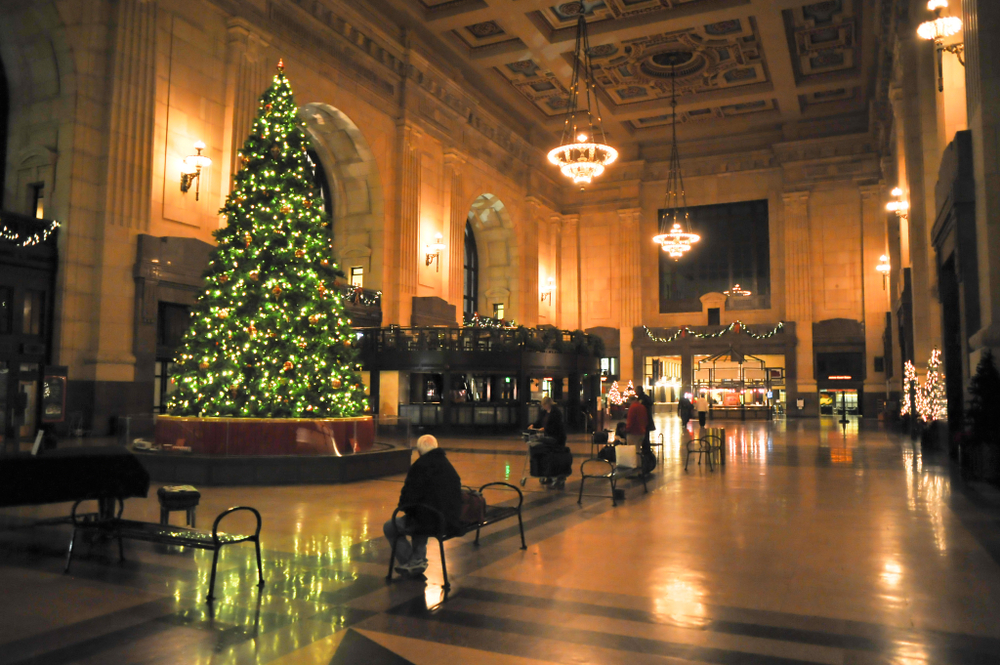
[{"left": 2, "top": 416, "right": 1000, "bottom": 664}]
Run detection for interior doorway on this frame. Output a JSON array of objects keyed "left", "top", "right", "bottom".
[{"left": 820, "top": 389, "right": 858, "bottom": 418}]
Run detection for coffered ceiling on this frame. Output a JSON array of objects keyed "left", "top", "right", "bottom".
[{"left": 375, "top": 0, "right": 877, "bottom": 153}]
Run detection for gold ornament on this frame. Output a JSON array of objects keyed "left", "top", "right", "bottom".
[
  {"left": 235, "top": 195, "right": 246, "bottom": 204},
  {"left": 218, "top": 309, "right": 229, "bottom": 319},
  {"left": 308, "top": 314, "right": 320, "bottom": 324},
  {"left": 244, "top": 233, "right": 252, "bottom": 248},
  {"left": 249, "top": 271, "right": 259, "bottom": 281},
  {"left": 272, "top": 285, "right": 282, "bottom": 296},
  {"left": 270, "top": 145, "right": 282, "bottom": 159},
  {"left": 320, "top": 258, "right": 329, "bottom": 266},
  {"left": 219, "top": 274, "right": 229, "bottom": 284},
  {"left": 332, "top": 378, "right": 342, "bottom": 389},
  {"left": 304, "top": 200, "right": 313, "bottom": 209},
  {"left": 317, "top": 284, "right": 327, "bottom": 298},
  {"left": 283, "top": 361, "right": 294, "bottom": 371},
  {"left": 281, "top": 204, "right": 292, "bottom": 214},
  {"left": 343, "top": 339, "right": 351, "bottom": 347},
  {"left": 295, "top": 249, "right": 305, "bottom": 258},
  {"left": 199, "top": 361, "right": 209, "bottom": 370},
  {"left": 246, "top": 323, "right": 257, "bottom": 336}
]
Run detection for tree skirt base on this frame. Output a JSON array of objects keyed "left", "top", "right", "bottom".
[{"left": 154, "top": 415, "right": 375, "bottom": 456}]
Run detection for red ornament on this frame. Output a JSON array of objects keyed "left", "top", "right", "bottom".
[
  {"left": 244, "top": 233, "right": 252, "bottom": 248},
  {"left": 304, "top": 199, "right": 313, "bottom": 209},
  {"left": 733, "top": 323, "right": 741, "bottom": 334},
  {"left": 272, "top": 285, "right": 282, "bottom": 296},
  {"left": 283, "top": 361, "right": 293, "bottom": 371},
  {"left": 219, "top": 274, "right": 229, "bottom": 284},
  {"left": 317, "top": 284, "right": 327, "bottom": 298},
  {"left": 320, "top": 258, "right": 329, "bottom": 266},
  {"left": 281, "top": 204, "right": 292, "bottom": 214},
  {"left": 680, "top": 328, "right": 687, "bottom": 338},
  {"left": 199, "top": 361, "right": 209, "bottom": 370},
  {"left": 249, "top": 271, "right": 259, "bottom": 281},
  {"left": 264, "top": 103, "right": 272, "bottom": 112},
  {"left": 295, "top": 249, "right": 305, "bottom": 258}
]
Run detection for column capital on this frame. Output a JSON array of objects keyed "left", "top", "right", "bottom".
[
  {"left": 397, "top": 120, "right": 424, "bottom": 145},
  {"left": 616, "top": 207, "right": 642, "bottom": 221},
  {"left": 859, "top": 183, "right": 883, "bottom": 201},
  {"left": 561, "top": 213, "right": 579, "bottom": 229},
  {"left": 226, "top": 17, "right": 271, "bottom": 50},
  {"left": 782, "top": 190, "right": 810, "bottom": 207},
  {"left": 444, "top": 149, "right": 466, "bottom": 171}
]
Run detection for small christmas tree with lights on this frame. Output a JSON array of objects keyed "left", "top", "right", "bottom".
[
  {"left": 607, "top": 381, "right": 623, "bottom": 406},
  {"left": 167, "top": 61, "right": 366, "bottom": 418},
  {"left": 901, "top": 360, "right": 917, "bottom": 418},
  {"left": 917, "top": 348, "right": 947, "bottom": 423},
  {"left": 622, "top": 380, "right": 637, "bottom": 402}
]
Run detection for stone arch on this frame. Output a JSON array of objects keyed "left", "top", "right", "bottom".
[
  {"left": 465, "top": 193, "right": 518, "bottom": 317},
  {"left": 0, "top": 0, "right": 76, "bottom": 210},
  {"left": 299, "top": 103, "right": 385, "bottom": 290}
]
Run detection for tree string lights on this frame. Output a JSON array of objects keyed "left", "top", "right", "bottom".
[
  {"left": 166, "top": 61, "right": 367, "bottom": 418},
  {"left": 644, "top": 321, "right": 785, "bottom": 344},
  {"left": 607, "top": 381, "right": 623, "bottom": 406},
  {"left": 916, "top": 348, "right": 947, "bottom": 423},
  {"left": 901, "top": 360, "right": 917, "bottom": 417},
  {"left": 0, "top": 217, "right": 60, "bottom": 247}
]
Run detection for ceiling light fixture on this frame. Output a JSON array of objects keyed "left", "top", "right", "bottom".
[
  {"left": 724, "top": 284, "right": 751, "bottom": 297},
  {"left": 547, "top": 16, "right": 618, "bottom": 188},
  {"left": 886, "top": 187, "right": 909, "bottom": 220},
  {"left": 917, "top": 0, "right": 964, "bottom": 92},
  {"left": 652, "top": 53, "right": 700, "bottom": 260},
  {"left": 180, "top": 141, "right": 212, "bottom": 200}
]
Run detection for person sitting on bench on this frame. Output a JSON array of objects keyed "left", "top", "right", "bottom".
[
  {"left": 528, "top": 396, "right": 568, "bottom": 488},
  {"left": 383, "top": 434, "right": 462, "bottom": 578}
]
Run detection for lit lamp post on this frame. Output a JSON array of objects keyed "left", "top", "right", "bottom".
[
  {"left": 886, "top": 187, "right": 909, "bottom": 220},
  {"left": 917, "top": 0, "right": 964, "bottom": 92},
  {"left": 180, "top": 141, "right": 212, "bottom": 201},
  {"left": 876, "top": 255, "right": 891, "bottom": 289}
]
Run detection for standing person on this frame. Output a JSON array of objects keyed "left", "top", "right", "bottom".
[
  {"left": 636, "top": 387, "right": 655, "bottom": 453},
  {"left": 678, "top": 392, "right": 693, "bottom": 429},
  {"left": 383, "top": 435, "right": 462, "bottom": 577},
  {"left": 528, "top": 396, "right": 569, "bottom": 488},
  {"left": 696, "top": 393, "right": 710, "bottom": 428},
  {"left": 625, "top": 395, "right": 648, "bottom": 457}
]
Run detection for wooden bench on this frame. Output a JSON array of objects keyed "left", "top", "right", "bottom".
[
  {"left": 65, "top": 499, "right": 264, "bottom": 603},
  {"left": 386, "top": 482, "right": 526, "bottom": 590},
  {"left": 577, "top": 455, "right": 649, "bottom": 507}
]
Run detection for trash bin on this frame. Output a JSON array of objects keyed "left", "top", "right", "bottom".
[{"left": 707, "top": 427, "right": 726, "bottom": 466}]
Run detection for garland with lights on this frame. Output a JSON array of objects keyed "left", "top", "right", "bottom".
[
  {"left": 644, "top": 321, "right": 785, "bottom": 344},
  {"left": 339, "top": 284, "right": 382, "bottom": 308},
  {"left": 0, "top": 217, "right": 59, "bottom": 247},
  {"left": 464, "top": 313, "right": 518, "bottom": 329},
  {"left": 166, "top": 62, "right": 367, "bottom": 418}
]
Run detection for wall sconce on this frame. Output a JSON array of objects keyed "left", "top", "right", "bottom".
[
  {"left": 425, "top": 233, "right": 445, "bottom": 271},
  {"left": 876, "top": 254, "right": 891, "bottom": 289},
  {"left": 180, "top": 141, "right": 212, "bottom": 200},
  {"left": 540, "top": 277, "right": 555, "bottom": 304},
  {"left": 886, "top": 188, "right": 909, "bottom": 220},
  {"left": 917, "top": 0, "right": 964, "bottom": 92}
]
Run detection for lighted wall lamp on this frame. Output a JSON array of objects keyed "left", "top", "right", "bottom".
[
  {"left": 180, "top": 141, "right": 212, "bottom": 200},
  {"left": 917, "top": 0, "right": 964, "bottom": 92},
  {"left": 425, "top": 233, "right": 446, "bottom": 271},
  {"left": 886, "top": 187, "right": 909, "bottom": 220},
  {"left": 876, "top": 254, "right": 891, "bottom": 289},
  {"left": 540, "top": 277, "right": 555, "bottom": 304}
]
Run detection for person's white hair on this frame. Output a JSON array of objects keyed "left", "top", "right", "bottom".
[{"left": 415, "top": 434, "right": 438, "bottom": 456}]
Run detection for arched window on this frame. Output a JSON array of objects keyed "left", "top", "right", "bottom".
[
  {"left": 464, "top": 220, "right": 479, "bottom": 321},
  {"left": 306, "top": 149, "right": 335, "bottom": 219}
]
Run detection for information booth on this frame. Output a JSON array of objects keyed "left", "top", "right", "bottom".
[{"left": 692, "top": 348, "right": 776, "bottom": 420}]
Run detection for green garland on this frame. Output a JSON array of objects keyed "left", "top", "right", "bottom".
[
  {"left": 644, "top": 321, "right": 784, "bottom": 343},
  {"left": 0, "top": 217, "right": 59, "bottom": 247}
]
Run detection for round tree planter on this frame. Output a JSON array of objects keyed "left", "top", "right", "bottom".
[{"left": 141, "top": 415, "right": 411, "bottom": 485}]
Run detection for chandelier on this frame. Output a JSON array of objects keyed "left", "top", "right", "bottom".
[
  {"left": 547, "top": 16, "right": 618, "bottom": 187},
  {"left": 652, "top": 52, "right": 700, "bottom": 260},
  {"left": 917, "top": 0, "right": 964, "bottom": 92},
  {"left": 724, "top": 284, "right": 752, "bottom": 297}
]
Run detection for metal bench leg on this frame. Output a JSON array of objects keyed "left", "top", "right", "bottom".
[
  {"left": 207, "top": 548, "right": 221, "bottom": 603},
  {"left": 117, "top": 532, "right": 125, "bottom": 563},
  {"left": 517, "top": 511, "right": 527, "bottom": 550},
  {"left": 610, "top": 477, "right": 617, "bottom": 507},
  {"left": 438, "top": 538, "right": 450, "bottom": 590},
  {"left": 254, "top": 539, "right": 265, "bottom": 588},
  {"left": 386, "top": 536, "right": 400, "bottom": 582},
  {"left": 474, "top": 526, "right": 481, "bottom": 546},
  {"left": 577, "top": 476, "right": 586, "bottom": 505},
  {"left": 64, "top": 527, "right": 77, "bottom": 573}
]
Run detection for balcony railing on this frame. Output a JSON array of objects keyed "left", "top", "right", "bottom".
[
  {"left": 337, "top": 284, "right": 382, "bottom": 327},
  {"left": 356, "top": 325, "right": 605, "bottom": 356}
]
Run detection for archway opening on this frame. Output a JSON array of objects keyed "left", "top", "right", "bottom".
[
  {"left": 465, "top": 193, "right": 516, "bottom": 323},
  {"left": 463, "top": 220, "right": 478, "bottom": 321}
]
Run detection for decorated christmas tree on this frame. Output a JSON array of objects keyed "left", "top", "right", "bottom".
[
  {"left": 901, "top": 360, "right": 917, "bottom": 417},
  {"left": 622, "top": 380, "right": 637, "bottom": 402},
  {"left": 167, "top": 62, "right": 367, "bottom": 418},
  {"left": 916, "top": 348, "right": 947, "bottom": 423},
  {"left": 607, "top": 381, "right": 622, "bottom": 406}
]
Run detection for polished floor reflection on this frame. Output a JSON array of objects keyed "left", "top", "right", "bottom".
[{"left": 2, "top": 417, "right": 1000, "bottom": 664}]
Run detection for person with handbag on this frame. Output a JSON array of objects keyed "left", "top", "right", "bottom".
[
  {"left": 383, "top": 434, "right": 462, "bottom": 577},
  {"left": 625, "top": 395, "right": 647, "bottom": 458}
]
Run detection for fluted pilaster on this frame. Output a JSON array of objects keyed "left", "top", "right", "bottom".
[
  {"left": 104, "top": 0, "right": 157, "bottom": 230},
  {"left": 617, "top": 208, "right": 643, "bottom": 328},
  {"left": 445, "top": 151, "right": 467, "bottom": 310},
  {"left": 783, "top": 192, "right": 812, "bottom": 322},
  {"left": 223, "top": 19, "right": 270, "bottom": 186},
  {"left": 561, "top": 213, "right": 580, "bottom": 330},
  {"left": 523, "top": 197, "right": 542, "bottom": 326},
  {"left": 397, "top": 123, "right": 422, "bottom": 313}
]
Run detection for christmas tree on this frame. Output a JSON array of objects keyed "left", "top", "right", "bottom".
[
  {"left": 167, "top": 62, "right": 367, "bottom": 418},
  {"left": 967, "top": 350, "right": 1000, "bottom": 446},
  {"left": 607, "top": 381, "right": 622, "bottom": 406},
  {"left": 901, "top": 360, "right": 916, "bottom": 417},
  {"left": 622, "top": 380, "right": 637, "bottom": 402},
  {"left": 916, "top": 348, "right": 947, "bottom": 423}
]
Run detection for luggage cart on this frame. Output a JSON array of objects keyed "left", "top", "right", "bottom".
[
  {"left": 519, "top": 430, "right": 573, "bottom": 488},
  {"left": 519, "top": 430, "right": 544, "bottom": 487}
]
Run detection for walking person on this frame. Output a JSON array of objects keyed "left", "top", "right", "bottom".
[
  {"left": 625, "top": 395, "right": 648, "bottom": 457},
  {"left": 636, "top": 386, "right": 655, "bottom": 454},
  {"left": 696, "top": 393, "right": 709, "bottom": 428},
  {"left": 678, "top": 392, "right": 693, "bottom": 430}
]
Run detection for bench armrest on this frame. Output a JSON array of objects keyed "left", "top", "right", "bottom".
[
  {"left": 70, "top": 497, "right": 123, "bottom": 526},
  {"left": 212, "top": 506, "right": 262, "bottom": 547},
  {"left": 580, "top": 458, "right": 614, "bottom": 477},
  {"left": 391, "top": 502, "right": 449, "bottom": 538},
  {"left": 477, "top": 482, "right": 523, "bottom": 512}
]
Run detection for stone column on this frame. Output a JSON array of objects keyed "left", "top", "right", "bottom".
[
  {"left": 522, "top": 197, "right": 542, "bottom": 327},
  {"left": 396, "top": 122, "right": 422, "bottom": 325},
  {"left": 860, "top": 184, "right": 888, "bottom": 415},
  {"left": 445, "top": 150, "right": 467, "bottom": 315},
  {"left": 617, "top": 208, "right": 643, "bottom": 384},
  {"left": 551, "top": 216, "right": 563, "bottom": 328},
  {"left": 88, "top": 0, "right": 158, "bottom": 388},
  {"left": 963, "top": 0, "right": 1000, "bottom": 357},
  {"left": 783, "top": 191, "right": 816, "bottom": 415},
  {"left": 222, "top": 19, "right": 270, "bottom": 189},
  {"left": 561, "top": 213, "right": 581, "bottom": 330}
]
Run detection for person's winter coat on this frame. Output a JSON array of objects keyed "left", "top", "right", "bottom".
[
  {"left": 532, "top": 405, "right": 567, "bottom": 446},
  {"left": 398, "top": 448, "right": 462, "bottom": 534},
  {"left": 626, "top": 401, "right": 648, "bottom": 435}
]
